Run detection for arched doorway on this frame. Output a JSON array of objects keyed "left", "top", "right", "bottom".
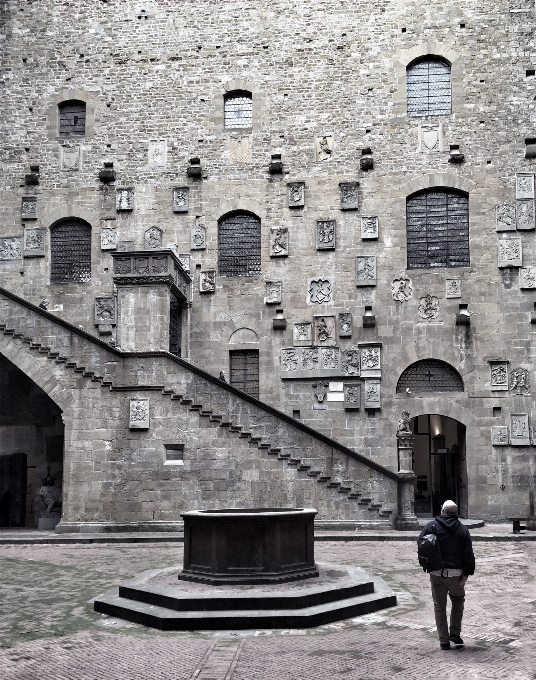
[
  {"left": 0, "top": 353, "right": 64, "bottom": 528},
  {"left": 412, "top": 414, "right": 468, "bottom": 518}
]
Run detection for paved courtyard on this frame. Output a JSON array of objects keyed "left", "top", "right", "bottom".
[{"left": 0, "top": 533, "right": 535, "bottom": 680}]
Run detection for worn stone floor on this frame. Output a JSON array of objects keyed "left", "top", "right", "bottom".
[{"left": 0, "top": 538, "right": 535, "bottom": 679}]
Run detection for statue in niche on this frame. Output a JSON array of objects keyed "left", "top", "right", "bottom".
[
  {"left": 316, "top": 317, "right": 332, "bottom": 343},
  {"left": 397, "top": 410, "right": 412, "bottom": 434},
  {"left": 312, "top": 382, "right": 329, "bottom": 403},
  {"left": 418, "top": 294, "right": 439, "bottom": 321},
  {"left": 38, "top": 467, "right": 62, "bottom": 517},
  {"left": 510, "top": 368, "right": 531, "bottom": 396}
]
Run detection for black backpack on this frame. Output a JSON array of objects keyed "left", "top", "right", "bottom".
[{"left": 417, "top": 524, "right": 445, "bottom": 573}]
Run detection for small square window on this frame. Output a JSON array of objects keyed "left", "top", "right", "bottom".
[{"left": 164, "top": 443, "right": 184, "bottom": 465}]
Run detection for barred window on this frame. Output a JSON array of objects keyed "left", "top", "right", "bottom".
[
  {"left": 169, "top": 295, "right": 182, "bottom": 358},
  {"left": 230, "top": 350, "right": 259, "bottom": 398},
  {"left": 407, "top": 58, "right": 451, "bottom": 116},
  {"left": 50, "top": 220, "right": 91, "bottom": 283},
  {"left": 224, "top": 92, "right": 252, "bottom": 129},
  {"left": 218, "top": 212, "right": 261, "bottom": 277},
  {"left": 396, "top": 359, "right": 464, "bottom": 393},
  {"left": 58, "top": 100, "right": 86, "bottom": 136},
  {"left": 406, "top": 190, "right": 469, "bottom": 269}
]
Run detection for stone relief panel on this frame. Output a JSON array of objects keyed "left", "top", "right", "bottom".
[
  {"left": 23, "top": 228, "right": 45, "bottom": 257},
  {"left": 360, "top": 345, "right": 381, "bottom": 377},
  {"left": 199, "top": 270, "right": 216, "bottom": 293},
  {"left": 321, "top": 347, "right": 339, "bottom": 370},
  {"left": 101, "top": 228, "right": 117, "bottom": 251},
  {"left": 116, "top": 188, "right": 134, "bottom": 211},
  {"left": 418, "top": 294, "right": 440, "bottom": 321},
  {"left": 445, "top": 279, "right": 461, "bottom": 298},
  {"left": 338, "top": 312, "right": 352, "bottom": 338},
  {"left": 94, "top": 297, "right": 117, "bottom": 325},
  {"left": 516, "top": 199, "right": 535, "bottom": 230},
  {"left": 489, "top": 361, "right": 508, "bottom": 391},
  {"left": 341, "top": 349, "right": 360, "bottom": 376},
  {"left": 116, "top": 241, "right": 135, "bottom": 252},
  {"left": 316, "top": 220, "right": 336, "bottom": 250},
  {"left": 301, "top": 347, "right": 319, "bottom": 371},
  {"left": 229, "top": 135, "right": 252, "bottom": 163},
  {"left": 287, "top": 182, "right": 305, "bottom": 208},
  {"left": 270, "top": 228, "right": 289, "bottom": 257},
  {"left": 281, "top": 348, "right": 299, "bottom": 373},
  {"left": 516, "top": 173, "right": 535, "bottom": 199},
  {"left": 191, "top": 224, "right": 206, "bottom": 250},
  {"left": 315, "top": 135, "right": 333, "bottom": 161},
  {"left": 356, "top": 256, "right": 376, "bottom": 287},
  {"left": 496, "top": 204, "right": 516, "bottom": 232},
  {"left": 364, "top": 379, "right": 381, "bottom": 409},
  {"left": 498, "top": 238, "right": 522, "bottom": 267},
  {"left": 281, "top": 346, "right": 370, "bottom": 379},
  {"left": 293, "top": 322, "right": 312, "bottom": 347},
  {"left": 21, "top": 196, "right": 37, "bottom": 220},
  {"left": 361, "top": 216, "right": 378, "bottom": 240},
  {"left": 510, "top": 368, "right": 531, "bottom": 396},
  {"left": 144, "top": 226, "right": 163, "bottom": 249},
  {"left": 391, "top": 276, "right": 413, "bottom": 302},
  {"left": 312, "top": 381, "right": 329, "bottom": 403},
  {"left": 314, "top": 316, "right": 336, "bottom": 346},
  {"left": 491, "top": 426, "right": 509, "bottom": 446},
  {"left": 417, "top": 123, "right": 442, "bottom": 152},
  {"left": 173, "top": 187, "right": 189, "bottom": 213},
  {"left": 343, "top": 384, "right": 361, "bottom": 410},
  {"left": 148, "top": 139, "right": 167, "bottom": 167},
  {"left": 60, "top": 143, "right": 80, "bottom": 171},
  {"left": 264, "top": 280, "right": 282, "bottom": 305},
  {"left": 308, "top": 278, "right": 333, "bottom": 304},
  {"left": 520, "top": 267, "right": 536, "bottom": 289},
  {"left": 339, "top": 182, "right": 359, "bottom": 210},
  {"left": 177, "top": 253, "right": 190, "bottom": 272},
  {"left": 0, "top": 237, "right": 22, "bottom": 260},
  {"left": 510, "top": 413, "right": 530, "bottom": 445},
  {"left": 129, "top": 398, "right": 150, "bottom": 430}
]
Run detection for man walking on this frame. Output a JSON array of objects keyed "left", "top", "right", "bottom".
[{"left": 419, "top": 500, "right": 475, "bottom": 650}]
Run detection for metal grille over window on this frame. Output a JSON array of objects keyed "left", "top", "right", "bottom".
[
  {"left": 396, "top": 359, "right": 464, "bottom": 393},
  {"left": 230, "top": 350, "right": 259, "bottom": 399},
  {"left": 224, "top": 93, "right": 253, "bottom": 129},
  {"left": 218, "top": 212, "right": 261, "bottom": 277},
  {"left": 407, "top": 59, "right": 451, "bottom": 116},
  {"left": 50, "top": 220, "right": 91, "bottom": 283},
  {"left": 169, "top": 295, "right": 182, "bottom": 358},
  {"left": 58, "top": 100, "right": 86, "bottom": 136},
  {"left": 406, "top": 190, "right": 469, "bottom": 269}
]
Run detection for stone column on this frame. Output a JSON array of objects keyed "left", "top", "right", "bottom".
[
  {"left": 528, "top": 489, "right": 536, "bottom": 531},
  {"left": 396, "top": 432, "right": 420, "bottom": 531}
]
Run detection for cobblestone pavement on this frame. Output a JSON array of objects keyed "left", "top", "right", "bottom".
[{"left": 1, "top": 539, "right": 535, "bottom": 679}]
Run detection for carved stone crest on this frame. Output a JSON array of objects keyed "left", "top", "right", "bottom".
[
  {"left": 321, "top": 348, "right": 339, "bottom": 370},
  {"left": 229, "top": 135, "right": 252, "bottom": 163},
  {"left": 516, "top": 173, "right": 535, "bottom": 199},
  {"left": 148, "top": 139, "right": 167, "bottom": 167},
  {"left": 510, "top": 368, "right": 530, "bottom": 396},
  {"left": 21, "top": 196, "right": 37, "bottom": 219},
  {"left": 391, "top": 276, "right": 413, "bottom": 302},
  {"left": 95, "top": 297, "right": 117, "bottom": 324},
  {"left": 312, "top": 382, "right": 329, "bottom": 403},
  {"left": 510, "top": 413, "right": 530, "bottom": 445},
  {"left": 293, "top": 322, "right": 312, "bottom": 347},
  {"left": 23, "top": 229, "right": 45, "bottom": 257},
  {"left": 417, "top": 123, "right": 442, "bottom": 152},
  {"left": 516, "top": 199, "right": 535, "bottom": 230},
  {"left": 343, "top": 384, "right": 361, "bottom": 409},
  {"left": 496, "top": 204, "right": 516, "bottom": 232},
  {"left": 490, "top": 361, "right": 508, "bottom": 390},
  {"left": 178, "top": 254, "right": 190, "bottom": 272},
  {"left": 339, "top": 182, "right": 359, "bottom": 210},
  {"left": 491, "top": 426, "right": 509, "bottom": 446},
  {"left": 445, "top": 279, "right": 461, "bottom": 298},
  {"left": 308, "top": 278, "right": 333, "bottom": 304},
  {"left": 361, "top": 216, "right": 378, "bottom": 240},
  {"left": 498, "top": 238, "right": 522, "bottom": 267},
  {"left": 301, "top": 348, "right": 319, "bottom": 370},
  {"left": 316, "top": 221, "right": 335, "bottom": 250},
  {"left": 281, "top": 348, "right": 299, "bottom": 371},
  {"left": 520, "top": 267, "right": 536, "bottom": 289},
  {"left": 287, "top": 182, "right": 305, "bottom": 208},
  {"left": 116, "top": 188, "right": 134, "bottom": 211},
  {"left": 0, "top": 237, "right": 22, "bottom": 260},
  {"left": 191, "top": 224, "right": 206, "bottom": 250},
  {"left": 361, "top": 346, "right": 380, "bottom": 370},
  {"left": 338, "top": 313, "right": 352, "bottom": 338},
  {"left": 199, "top": 270, "right": 216, "bottom": 293},
  {"left": 418, "top": 294, "right": 439, "bottom": 321},
  {"left": 315, "top": 135, "right": 333, "bottom": 161},
  {"left": 356, "top": 256, "right": 376, "bottom": 286},
  {"left": 173, "top": 187, "right": 189, "bottom": 213},
  {"left": 265, "top": 280, "right": 282, "bottom": 305},
  {"left": 270, "top": 228, "right": 289, "bottom": 257},
  {"left": 144, "top": 226, "right": 163, "bottom": 249},
  {"left": 341, "top": 349, "right": 360, "bottom": 376},
  {"left": 60, "top": 143, "right": 80, "bottom": 171},
  {"left": 129, "top": 398, "right": 150, "bottom": 429},
  {"left": 364, "top": 379, "right": 381, "bottom": 409},
  {"left": 314, "top": 316, "right": 336, "bottom": 346},
  {"left": 101, "top": 228, "right": 117, "bottom": 251}
]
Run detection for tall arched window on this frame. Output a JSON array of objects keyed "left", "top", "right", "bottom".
[
  {"left": 396, "top": 359, "right": 464, "bottom": 393},
  {"left": 224, "top": 91, "right": 252, "bottom": 129},
  {"left": 50, "top": 219, "right": 91, "bottom": 283},
  {"left": 58, "top": 100, "right": 86, "bottom": 136},
  {"left": 406, "top": 58, "right": 451, "bottom": 116},
  {"left": 218, "top": 212, "right": 261, "bottom": 277},
  {"left": 406, "top": 189, "right": 469, "bottom": 269}
]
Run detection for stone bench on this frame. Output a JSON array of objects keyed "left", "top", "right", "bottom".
[{"left": 506, "top": 518, "right": 527, "bottom": 534}]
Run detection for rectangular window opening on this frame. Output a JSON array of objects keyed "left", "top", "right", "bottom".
[
  {"left": 164, "top": 444, "right": 184, "bottom": 465},
  {"left": 493, "top": 407, "right": 502, "bottom": 417}
]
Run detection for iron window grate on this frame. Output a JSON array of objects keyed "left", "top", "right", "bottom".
[
  {"left": 218, "top": 213, "right": 261, "bottom": 277},
  {"left": 407, "top": 59, "right": 451, "bottom": 116},
  {"left": 396, "top": 359, "right": 464, "bottom": 393},
  {"left": 58, "top": 101, "right": 86, "bottom": 136},
  {"left": 50, "top": 220, "right": 91, "bottom": 283},
  {"left": 224, "top": 94, "right": 252, "bottom": 129},
  {"left": 230, "top": 350, "right": 259, "bottom": 399},
  {"left": 406, "top": 190, "right": 469, "bottom": 269},
  {"left": 169, "top": 295, "right": 182, "bottom": 357}
]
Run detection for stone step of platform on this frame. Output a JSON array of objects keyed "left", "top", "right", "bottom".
[{"left": 93, "top": 563, "right": 396, "bottom": 631}]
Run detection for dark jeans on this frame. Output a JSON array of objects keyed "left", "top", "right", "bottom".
[{"left": 429, "top": 574, "right": 465, "bottom": 644}]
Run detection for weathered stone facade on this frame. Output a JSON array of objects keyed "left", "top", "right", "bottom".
[{"left": 1, "top": 0, "right": 536, "bottom": 526}]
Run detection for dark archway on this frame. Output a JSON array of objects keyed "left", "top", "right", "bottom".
[
  {"left": 0, "top": 353, "right": 64, "bottom": 528},
  {"left": 412, "top": 414, "right": 468, "bottom": 518}
]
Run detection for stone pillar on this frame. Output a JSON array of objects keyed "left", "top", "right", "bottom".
[
  {"left": 396, "top": 432, "right": 420, "bottom": 531},
  {"left": 527, "top": 489, "right": 536, "bottom": 531}
]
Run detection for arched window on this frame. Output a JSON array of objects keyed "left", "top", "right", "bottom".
[
  {"left": 406, "top": 58, "right": 451, "bottom": 116},
  {"left": 58, "top": 100, "right": 86, "bottom": 136},
  {"left": 218, "top": 212, "right": 261, "bottom": 277},
  {"left": 406, "top": 189, "right": 469, "bottom": 269},
  {"left": 224, "top": 91, "right": 252, "bottom": 129},
  {"left": 396, "top": 360, "right": 464, "bottom": 393},
  {"left": 50, "top": 219, "right": 91, "bottom": 283}
]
